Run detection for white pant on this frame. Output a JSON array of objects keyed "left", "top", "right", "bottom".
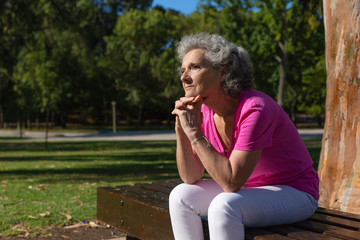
[{"left": 169, "top": 179, "right": 318, "bottom": 240}]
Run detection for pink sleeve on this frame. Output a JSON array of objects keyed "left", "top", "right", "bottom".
[{"left": 234, "top": 103, "right": 277, "bottom": 151}]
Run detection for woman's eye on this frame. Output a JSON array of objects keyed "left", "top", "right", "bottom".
[{"left": 192, "top": 65, "right": 200, "bottom": 70}]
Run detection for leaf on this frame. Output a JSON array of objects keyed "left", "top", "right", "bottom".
[
  {"left": 28, "top": 215, "right": 37, "bottom": 219},
  {"left": 38, "top": 211, "right": 50, "bottom": 217},
  {"left": 89, "top": 221, "right": 101, "bottom": 228},
  {"left": 12, "top": 224, "right": 24, "bottom": 230},
  {"left": 63, "top": 223, "right": 83, "bottom": 229},
  {"left": 60, "top": 212, "right": 72, "bottom": 221}
]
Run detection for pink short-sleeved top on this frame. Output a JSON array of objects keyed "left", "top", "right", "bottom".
[{"left": 201, "top": 89, "right": 319, "bottom": 200}]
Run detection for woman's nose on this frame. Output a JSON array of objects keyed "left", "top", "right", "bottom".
[{"left": 181, "top": 70, "right": 191, "bottom": 83}]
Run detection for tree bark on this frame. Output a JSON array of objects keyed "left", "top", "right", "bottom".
[
  {"left": 45, "top": 106, "right": 50, "bottom": 150},
  {"left": 318, "top": 0, "right": 360, "bottom": 214},
  {"left": 276, "top": 10, "right": 288, "bottom": 109},
  {"left": 0, "top": 80, "right": 3, "bottom": 128}
]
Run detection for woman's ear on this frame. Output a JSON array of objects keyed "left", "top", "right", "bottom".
[{"left": 219, "top": 66, "right": 227, "bottom": 81}]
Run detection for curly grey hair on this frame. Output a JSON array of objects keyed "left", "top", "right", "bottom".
[{"left": 177, "top": 33, "right": 254, "bottom": 97}]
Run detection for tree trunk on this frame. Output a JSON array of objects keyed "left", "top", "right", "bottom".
[
  {"left": 45, "top": 106, "right": 50, "bottom": 150},
  {"left": 17, "top": 110, "right": 23, "bottom": 138},
  {"left": 27, "top": 112, "right": 31, "bottom": 130},
  {"left": 276, "top": 42, "right": 287, "bottom": 109},
  {"left": 0, "top": 104, "right": 3, "bottom": 129},
  {"left": 137, "top": 103, "right": 144, "bottom": 126},
  {"left": 318, "top": 0, "right": 360, "bottom": 214},
  {"left": 0, "top": 79, "right": 3, "bottom": 128}
]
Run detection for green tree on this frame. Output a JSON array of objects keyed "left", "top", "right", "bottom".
[
  {"left": 105, "top": 9, "right": 182, "bottom": 125},
  {"left": 199, "top": 0, "right": 325, "bottom": 122},
  {"left": 0, "top": 0, "right": 40, "bottom": 128},
  {"left": 3, "top": 0, "right": 155, "bottom": 129},
  {"left": 298, "top": 56, "right": 326, "bottom": 125}
]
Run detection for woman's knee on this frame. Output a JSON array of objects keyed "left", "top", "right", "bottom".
[
  {"left": 208, "top": 192, "right": 245, "bottom": 239},
  {"left": 169, "top": 183, "right": 202, "bottom": 211},
  {"left": 169, "top": 183, "right": 189, "bottom": 207},
  {"left": 208, "top": 192, "right": 243, "bottom": 222}
]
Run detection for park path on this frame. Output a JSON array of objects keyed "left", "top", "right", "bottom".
[{"left": 0, "top": 129, "right": 323, "bottom": 141}]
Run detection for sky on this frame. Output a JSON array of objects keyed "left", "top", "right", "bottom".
[{"left": 151, "top": 0, "right": 199, "bottom": 15}]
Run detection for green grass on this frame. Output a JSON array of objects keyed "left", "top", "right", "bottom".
[
  {"left": 0, "top": 139, "right": 178, "bottom": 237},
  {"left": 0, "top": 138, "right": 322, "bottom": 237}
]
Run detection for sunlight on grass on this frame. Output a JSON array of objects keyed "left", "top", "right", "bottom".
[
  {"left": 0, "top": 140, "right": 178, "bottom": 237},
  {"left": 0, "top": 138, "right": 322, "bottom": 237}
]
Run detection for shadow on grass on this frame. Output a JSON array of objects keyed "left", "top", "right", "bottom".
[
  {"left": 0, "top": 140, "right": 176, "bottom": 152},
  {"left": 0, "top": 140, "right": 178, "bottom": 183},
  {"left": 0, "top": 162, "right": 179, "bottom": 183},
  {"left": 0, "top": 139, "right": 322, "bottom": 182},
  {"left": 0, "top": 151, "right": 175, "bottom": 162}
]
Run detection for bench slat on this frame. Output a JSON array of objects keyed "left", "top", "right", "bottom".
[
  {"left": 311, "top": 214, "right": 360, "bottom": 231},
  {"left": 97, "top": 186, "right": 173, "bottom": 240},
  {"left": 316, "top": 208, "right": 360, "bottom": 222},
  {"left": 134, "top": 182, "right": 172, "bottom": 195},
  {"left": 97, "top": 182, "right": 360, "bottom": 240},
  {"left": 309, "top": 218, "right": 360, "bottom": 240},
  {"left": 266, "top": 225, "right": 339, "bottom": 240},
  {"left": 115, "top": 185, "right": 170, "bottom": 203},
  {"left": 245, "top": 228, "right": 295, "bottom": 239},
  {"left": 294, "top": 218, "right": 360, "bottom": 240},
  {"left": 152, "top": 181, "right": 179, "bottom": 189}
]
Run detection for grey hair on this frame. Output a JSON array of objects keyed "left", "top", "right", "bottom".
[{"left": 177, "top": 33, "right": 254, "bottom": 97}]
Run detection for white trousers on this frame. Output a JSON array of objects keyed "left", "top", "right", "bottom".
[{"left": 169, "top": 179, "right": 318, "bottom": 240}]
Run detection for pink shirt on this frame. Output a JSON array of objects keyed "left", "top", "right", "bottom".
[{"left": 201, "top": 89, "right": 319, "bottom": 200}]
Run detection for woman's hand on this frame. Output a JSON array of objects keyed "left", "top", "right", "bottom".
[{"left": 172, "top": 95, "right": 203, "bottom": 141}]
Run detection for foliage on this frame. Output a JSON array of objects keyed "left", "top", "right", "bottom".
[
  {"left": 298, "top": 56, "right": 326, "bottom": 120},
  {"left": 198, "top": 0, "right": 325, "bottom": 122},
  {"left": 0, "top": 0, "right": 326, "bottom": 128},
  {"left": 104, "top": 8, "right": 191, "bottom": 124}
]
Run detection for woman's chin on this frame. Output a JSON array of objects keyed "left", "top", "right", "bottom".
[{"left": 184, "top": 91, "right": 198, "bottom": 98}]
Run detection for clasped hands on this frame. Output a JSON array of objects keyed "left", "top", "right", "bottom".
[{"left": 171, "top": 95, "right": 203, "bottom": 141}]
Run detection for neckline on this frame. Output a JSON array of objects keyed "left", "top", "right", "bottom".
[{"left": 210, "top": 109, "right": 236, "bottom": 158}]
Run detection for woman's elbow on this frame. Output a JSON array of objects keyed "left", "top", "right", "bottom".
[
  {"left": 222, "top": 182, "right": 242, "bottom": 193},
  {"left": 180, "top": 175, "right": 202, "bottom": 185}
]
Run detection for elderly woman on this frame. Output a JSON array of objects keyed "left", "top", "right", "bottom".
[{"left": 170, "top": 33, "right": 319, "bottom": 240}]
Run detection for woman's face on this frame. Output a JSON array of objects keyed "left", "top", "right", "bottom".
[{"left": 180, "top": 49, "right": 224, "bottom": 102}]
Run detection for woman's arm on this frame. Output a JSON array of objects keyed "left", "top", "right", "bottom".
[
  {"left": 174, "top": 116, "right": 205, "bottom": 184},
  {"left": 172, "top": 95, "right": 261, "bottom": 190},
  {"left": 191, "top": 137, "right": 262, "bottom": 192}
]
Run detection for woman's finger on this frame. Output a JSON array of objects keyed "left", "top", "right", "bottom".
[
  {"left": 179, "top": 96, "right": 196, "bottom": 104},
  {"left": 172, "top": 108, "right": 183, "bottom": 116},
  {"left": 192, "top": 95, "right": 202, "bottom": 103},
  {"left": 174, "top": 100, "right": 184, "bottom": 109}
]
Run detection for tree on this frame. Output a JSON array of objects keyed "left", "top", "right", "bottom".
[
  {"left": 105, "top": 9, "right": 182, "bottom": 125},
  {"left": 12, "top": 0, "right": 92, "bottom": 144},
  {"left": 199, "top": 0, "right": 325, "bottom": 122},
  {"left": 0, "top": 0, "right": 40, "bottom": 128},
  {"left": 318, "top": 0, "right": 360, "bottom": 214}
]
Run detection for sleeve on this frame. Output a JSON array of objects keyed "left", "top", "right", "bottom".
[{"left": 234, "top": 102, "right": 277, "bottom": 151}]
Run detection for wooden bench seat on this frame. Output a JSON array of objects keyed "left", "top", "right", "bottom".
[{"left": 97, "top": 181, "right": 360, "bottom": 240}]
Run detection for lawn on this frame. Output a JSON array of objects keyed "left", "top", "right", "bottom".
[{"left": 0, "top": 138, "right": 322, "bottom": 237}]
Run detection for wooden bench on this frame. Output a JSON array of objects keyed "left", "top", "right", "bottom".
[{"left": 97, "top": 180, "right": 360, "bottom": 240}]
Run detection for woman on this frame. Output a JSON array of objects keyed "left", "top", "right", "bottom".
[{"left": 170, "top": 33, "right": 319, "bottom": 240}]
